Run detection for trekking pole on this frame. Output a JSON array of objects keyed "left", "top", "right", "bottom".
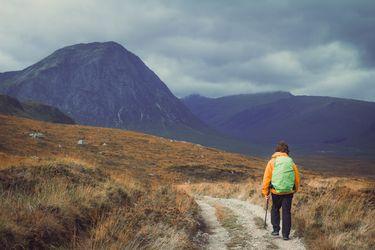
[{"left": 264, "top": 196, "right": 269, "bottom": 229}]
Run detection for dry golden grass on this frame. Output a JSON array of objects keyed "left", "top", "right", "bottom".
[
  {"left": 2, "top": 114, "right": 255, "bottom": 249},
  {"left": 293, "top": 179, "right": 375, "bottom": 249},
  {"left": 1, "top": 114, "right": 374, "bottom": 249},
  {"left": 0, "top": 160, "right": 118, "bottom": 248},
  {"left": 85, "top": 185, "right": 200, "bottom": 250},
  {"left": 0, "top": 157, "right": 202, "bottom": 249}
]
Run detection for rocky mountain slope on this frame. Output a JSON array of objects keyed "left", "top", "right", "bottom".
[{"left": 0, "top": 42, "right": 202, "bottom": 132}]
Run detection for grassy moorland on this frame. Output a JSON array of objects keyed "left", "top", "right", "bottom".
[{"left": 0, "top": 114, "right": 374, "bottom": 249}]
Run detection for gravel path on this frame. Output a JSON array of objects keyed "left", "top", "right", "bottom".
[{"left": 197, "top": 196, "right": 305, "bottom": 250}]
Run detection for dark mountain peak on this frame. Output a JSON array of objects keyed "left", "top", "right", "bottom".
[
  {"left": 82, "top": 41, "right": 123, "bottom": 48},
  {"left": 40, "top": 41, "right": 133, "bottom": 66},
  {"left": 57, "top": 41, "right": 125, "bottom": 51},
  {"left": 0, "top": 41, "right": 212, "bottom": 138},
  {"left": 57, "top": 41, "right": 128, "bottom": 55}
]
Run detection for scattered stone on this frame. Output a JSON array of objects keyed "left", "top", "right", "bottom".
[
  {"left": 77, "top": 139, "right": 86, "bottom": 145},
  {"left": 102, "top": 142, "right": 107, "bottom": 146},
  {"left": 29, "top": 132, "right": 44, "bottom": 139},
  {"left": 58, "top": 144, "right": 62, "bottom": 148}
]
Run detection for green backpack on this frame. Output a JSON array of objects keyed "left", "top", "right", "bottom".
[{"left": 271, "top": 156, "right": 295, "bottom": 193}]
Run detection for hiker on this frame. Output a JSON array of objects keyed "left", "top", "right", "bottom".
[{"left": 262, "top": 141, "right": 300, "bottom": 240}]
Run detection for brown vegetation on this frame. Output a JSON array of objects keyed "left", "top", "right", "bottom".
[
  {"left": 0, "top": 114, "right": 374, "bottom": 249},
  {"left": 0, "top": 114, "right": 261, "bottom": 249}
]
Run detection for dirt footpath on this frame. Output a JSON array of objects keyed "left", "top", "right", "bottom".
[{"left": 197, "top": 196, "right": 305, "bottom": 250}]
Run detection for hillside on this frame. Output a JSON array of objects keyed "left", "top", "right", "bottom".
[
  {"left": 0, "top": 113, "right": 263, "bottom": 249},
  {"left": 0, "top": 94, "right": 74, "bottom": 124},
  {"left": 182, "top": 91, "right": 293, "bottom": 127},
  {"left": 0, "top": 114, "right": 373, "bottom": 249},
  {"left": 183, "top": 93, "right": 375, "bottom": 156}
]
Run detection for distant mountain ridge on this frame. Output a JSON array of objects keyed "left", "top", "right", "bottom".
[
  {"left": 183, "top": 92, "right": 375, "bottom": 156},
  {"left": 0, "top": 41, "right": 253, "bottom": 153},
  {"left": 183, "top": 91, "right": 293, "bottom": 127},
  {"left": 0, "top": 94, "right": 74, "bottom": 124}
]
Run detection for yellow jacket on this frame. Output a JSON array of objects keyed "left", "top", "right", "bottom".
[{"left": 261, "top": 152, "right": 300, "bottom": 196}]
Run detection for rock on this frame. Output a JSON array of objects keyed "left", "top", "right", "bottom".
[
  {"left": 77, "top": 139, "right": 85, "bottom": 145},
  {"left": 29, "top": 132, "right": 44, "bottom": 139}
]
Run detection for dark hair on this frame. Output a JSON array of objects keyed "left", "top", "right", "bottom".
[{"left": 275, "top": 141, "right": 290, "bottom": 154}]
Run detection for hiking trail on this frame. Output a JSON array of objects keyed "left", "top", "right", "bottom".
[{"left": 196, "top": 196, "right": 305, "bottom": 250}]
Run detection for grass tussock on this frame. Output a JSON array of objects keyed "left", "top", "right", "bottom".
[
  {"left": 0, "top": 161, "right": 128, "bottom": 249},
  {"left": 0, "top": 159, "right": 203, "bottom": 249},
  {"left": 293, "top": 186, "right": 375, "bottom": 249},
  {"left": 87, "top": 186, "right": 202, "bottom": 250}
]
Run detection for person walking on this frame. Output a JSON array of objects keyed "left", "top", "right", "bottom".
[{"left": 261, "top": 141, "right": 300, "bottom": 240}]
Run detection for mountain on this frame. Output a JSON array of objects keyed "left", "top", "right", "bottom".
[
  {"left": 183, "top": 91, "right": 293, "bottom": 128},
  {"left": 183, "top": 93, "right": 375, "bottom": 156},
  {"left": 0, "top": 42, "right": 253, "bottom": 153},
  {"left": 0, "top": 94, "right": 74, "bottom": 124},
  {"left": 0, "top": 42, "right": 200, "bottom": 132}
]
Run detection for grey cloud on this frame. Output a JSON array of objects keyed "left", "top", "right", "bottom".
[{"left": 0, "top": 0, "right": 374, "bottom": 101}]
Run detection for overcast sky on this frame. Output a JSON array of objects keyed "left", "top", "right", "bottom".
[{"left": 1, "top": 0, "right": 375, "bottom": 101}]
